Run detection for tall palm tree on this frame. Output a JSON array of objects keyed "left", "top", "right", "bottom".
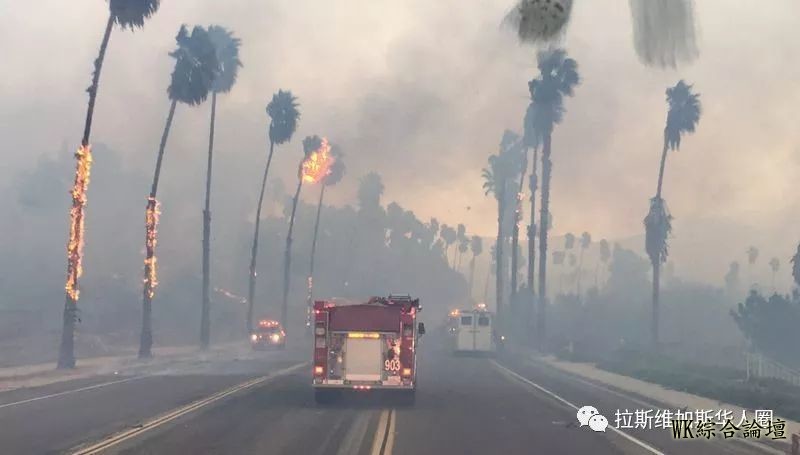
[
  {"left": 139, "top": 25, "right": 219, "bottom": 358},
  {"left": 644, "top": 80, "right": 701, "bottom": 349},
  {"left": 576, "top": 232, "right": 591, "bottom": 295},
  {"left": 306, "top": 146, "right": 345, "bottom": 327},
  {"left": 524, "top": 145, "right": 539, "bottom": 293},
  {"left": 791, "top": 243, "right": 800, "bottom": 288},
  {"left": 509, "top": 138, "right": 527, "bottom": 298},
  {"left": 456, "top": 224, "right": 467, "bottom": 269},
  {"left": 247, "top": 91, "right": 300, "bottom": 333},
  {"left": 59, "top": 0, "right": 162, "bottom": 370},
  {"left": 281, "top": 136, "right": 324, "bottom": 328},
  {"left": 440, "top": 225, "right": 457, "bottom": 266},
  {"left": 469, "top": 235, "right": 483, "bottom": 298},
  {"left": 482, "top": 131, "right": 521, "bottom": 319},
  {"left": 525, "top": 48, "right": 580, "bottom": 348},
  {"left": 200, "top": 26, "right": 242, "bottom": 349},
  {"left": 769, "top": 257, "right": 780, "bottom": 292}
]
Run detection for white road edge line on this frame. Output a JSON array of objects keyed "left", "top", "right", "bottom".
[
  {"left": 69, "top": 362, "right": 307, "bottom": 455},
  {"left": 0, "top": 375, "right": 148, "bottom": 410},
  {"left": 385, "top": 408, "right": 396, "bottom": 455},
  {"left": 525, "top": 357, "right": 786, "bottom": 455},
  {"left": 491, "top": 360, "right": 665, "bottom": 455}
]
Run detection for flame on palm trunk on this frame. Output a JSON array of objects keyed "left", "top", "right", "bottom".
[
  {"left": 65, "top": 145, "right": 93, "bottom": 301},
  {"left": 143, "top": 196, "right": 161, "bottom": 299},
  {"left": 301, "top": 138, "right": 334, "bottom": 184}
]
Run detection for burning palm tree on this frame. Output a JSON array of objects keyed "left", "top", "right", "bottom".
[
  {"left": 644, "top": 80, "right": 701, "bottom": 349},
  {"left": 247, "top": 90, "right": 300, "bottom": 334},
  {"left": 137, "top": 25, "right": 219, "bottom": 359},
  {"left": 58, "top": 1, "right": 164, "bottom": 369},
  {"left": 482, "top": 131, "right": 523, "bottom": 319},
  {"left": 305, "top": 145, "right": 345, "bottom": 327},
  {"left": 525, "top": 48, "right": 580, "bottom": 348},
  {"left": 199, "top": 26, "right": 242, "bottom": 349},
  {"left": 281, "top": 136, "right": 331, "bottom": 328}
]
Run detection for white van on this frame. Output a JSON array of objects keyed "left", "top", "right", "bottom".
[{"left": 452, "top": 308, "right": 496, "bottom": 355}]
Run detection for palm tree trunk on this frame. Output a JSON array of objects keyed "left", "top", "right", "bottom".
[
  {"left": 527, "top": 147, "right": 539, "bottom": 293},
  {"left": 200, "top": 92, "right": 217, "bottom": 349},
  {"left": 139, "top": 99, "right": 178, "bottom": 358},
  {"left": 655, "top": 139, "right": 669, "bottom": 198},
  {"left": 57, "top": 15, "right": 115, "bottom": 370},
  {"left": 511, "top": 155, "right": 528, "bottom": 298},
  {"left": 536, "top": 133, "right": 552, "bottom": 349},
  {"left": 651, "top": 260, "right": 660, "bottom": 349},
  {"left": 247, "top": 140, "right": 276, "bottom": 334},
  {"left": 576, "top": 247, "right": 585, "bottom": 296},
  {"left": 306, "top": 185, "right": 326, "bottom": 326},
  {"left": 496, "top": 186, "right": 506, "bottom": 319},
  {"left": 282, "top": 178, "right": 304, "bottom": 328},
  {"left": 469, "top": 254, "right": 476, "bottom": 299}
]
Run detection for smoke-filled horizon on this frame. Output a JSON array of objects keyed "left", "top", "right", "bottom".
[{"left": 1, "top": 0, "right": 799, "bottom": 286}]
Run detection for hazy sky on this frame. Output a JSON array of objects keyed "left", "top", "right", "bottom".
[{"left": 1, "top": 0, "right": 799, "bottom": 285}]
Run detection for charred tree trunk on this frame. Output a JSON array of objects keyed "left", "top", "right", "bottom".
[
  {"left": 58, "top": 14, "right": 115, "bottom": 370},
  {"left": 527, "top": 147, "right": 539, "bottom": 293},
  {"left": 306, "top": 185, "right": 326, "bottom": 327},
  {"left": 282, "top": 178, "right": 304, "bottom": 328},
  {"left": 200, "top": 92, "right": 217, "bottom": 350},
  {"left": 536, "top": 134, "right": 552, "bottom": 349},
  {"left": 247, "top": 140, "right": 276, "bottom": 334},
  {"left": 139, "top": 99, "right": 178, "bottom": 358}
]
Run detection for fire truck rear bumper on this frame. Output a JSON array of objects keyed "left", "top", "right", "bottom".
[{"left": 313, "top": 380, "right": 414, "bottom": 390}]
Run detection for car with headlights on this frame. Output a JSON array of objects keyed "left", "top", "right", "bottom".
[{"left": 251, "top": 319, "right": 286, "bottom": 350}]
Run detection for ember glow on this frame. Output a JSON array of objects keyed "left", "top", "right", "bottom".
[
  {"left": 215, "top": 287, "right": 247, "bottom": 304},
  {"left": 143, "top": 196, "right": 161, "bottom": 299},
  {"left": 65, "top": 145, "right": 93, "bottom": 301},
  {"left": 301, "top": 138, "right": 334, "bottom": 184}
]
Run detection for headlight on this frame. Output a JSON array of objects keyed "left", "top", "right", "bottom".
[
  {"left": 270, "top": 334, "right": 281, "bottom": 343},
  {"left": 251, "top": 334, "right": 258, "bottom": 342}
]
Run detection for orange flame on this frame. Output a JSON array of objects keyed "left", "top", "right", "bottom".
[
  {"left": 65, "top": 145, "right": 93, "bottom": 301},
  {"left": 143, "top": 197, "right": 161, "bottom": 299},
  {"left": 301, "top": 138, "right": 333, "bottom": 184}
]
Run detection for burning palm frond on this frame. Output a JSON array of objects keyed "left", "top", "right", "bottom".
[
  {"left": 143, "top": 197, "right": 161, "bottom": 299},
  {"left": 65, "top": 145, "right": 93, "bottom": 301},
  {"left": 301, "top": 138, "right": 334, "bottom": 183}
]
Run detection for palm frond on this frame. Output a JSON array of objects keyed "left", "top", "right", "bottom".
[
  {"left": 168, "top": 25, "right": 219, "bottom": 106},
  {"left": 109, "top": 0, "right": 160, "bottom": 30},
  {"left": 643, "top": 196, "right": 672, "bottom": 265},
  {"left": 267, "top": 90, "right": 301, "bottom": 145},
  {"left": 207, "top": 25, "right": 242, "bottom": 94},
  {"left": 324, "top": 144, "right": 346, "bottom": 186},
  {"left": 664, "top": 80, "right": 702, "bottom": 150}
]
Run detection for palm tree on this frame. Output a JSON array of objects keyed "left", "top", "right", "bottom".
[
  {"left": 59, "top": 0, "right": 161, "bottom": 369},
  {"left": 199, "top": 26, "right": 242, "bottom": 349},
  {"left": 440, "top": 225, "right": 457, "bottom": 266},
  {"left": 791, "top": 243, "right": 800, "bottom": 288},
  {"left": 525, "top": 48, "right": 580, "bottom": 348},
  {"left": 576, "top": 232, "right": 591, "bottom": 295},
  {"left": 247, "top": 91, "right": 300, "bottom": 333},
  {"left": 306, "top": 146, "right": 345, "bottom": 326},
  {"left": 138, "top": 25, "right": 219, "bottom": 358},
  {"left": 509, "top": 139, "right": 527, "bottom": 298},
  {"left": 281, "top": 136, "right": 324, "bottom": 328},
  {"left": 525, "top": 144, "right": 539, "bottom": 294},
  {"left": 746, "top": 246, "right": 760, "bottom": 290},
  {"left": 456, "top": 224, "right": 467, "bottom": 269},
  {"left": 644, "top": 80, "right": 701, "bottom": 349},
  {"left": 482, "top": 131, "right": 521, "bottom": 319},
  {"left": 769, "top": 257, "right": 780, "bottom": 292},
  {"left": 469, "top": 235, "right": 484, "bottom": 298},
  {"left": 597, "top": 238, "right": 610, "bottom": 288}
]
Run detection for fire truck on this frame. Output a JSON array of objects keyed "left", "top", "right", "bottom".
[{"left": 312, "top": 294, "right": 425, "bottom": 404}]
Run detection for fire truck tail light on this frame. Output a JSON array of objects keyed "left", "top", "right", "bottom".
[
  {"left": 314, "top": 366, "right": 324, "bottom": 376},
  {"left": 401, "top": 368, "right": 412, "bottom": 377}
]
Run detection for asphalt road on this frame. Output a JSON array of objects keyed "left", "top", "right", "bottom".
[{"left": 0, "top": 336, "right": 783, "bottom": 455}]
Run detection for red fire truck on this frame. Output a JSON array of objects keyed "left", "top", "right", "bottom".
[{"left": 312, "top": 294, "right": 425, "bottom": 404}]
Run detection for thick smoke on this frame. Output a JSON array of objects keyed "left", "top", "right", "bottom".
[{"left": 629, "top": 0, "right": 699, "bottom": 68}]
